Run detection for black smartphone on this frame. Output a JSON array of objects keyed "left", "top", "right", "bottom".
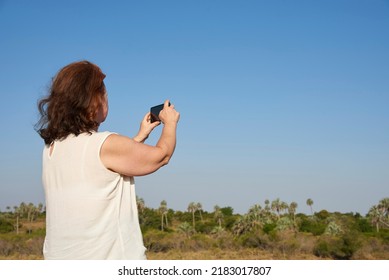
[{"left": 150, "top": 102, "right": 170, "bottom": 123}]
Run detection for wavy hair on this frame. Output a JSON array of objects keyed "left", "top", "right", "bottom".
[{"left": 35, "top": 61, "right": 106, "bottom": 144}]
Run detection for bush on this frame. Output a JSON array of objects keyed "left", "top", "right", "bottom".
[
  {"left": 299, "top": 218, "right": 326, "bottom": 236},
  {"left": 315, "top": 210, "right": 330, "bottom": 220},
  {"left": 139, "top": 208, "right": 161, "bottom": 232},
  {"left": 0, "top": 239, "right": 13, "bottom": 256},
  {"left": 143, "top": 230, "right": 176, "bottom": 252},
  {"left": 0, "top": 217, "right": 14, "bottom": 233},
  {"left": 0, "top": 234, "right": 44, "bottom": 259},
  {"left": 314, "top": 232, "right": 361, "bottom": 260},
  {"left": 224, "top": 216, "right": 240, "bottom": 230},
  {"left": 211, "top": 231, "right": 236, "bottom": 250},
  {"left": 295, "top": 232, "right": 316, "bottom": 255},
  {"left": 187, "top": 234, "right": 213, "bottom": 250},
  {"left": 195, "top": 221, "right": 215, "bottom": 234},
  {"left": 262, "top": 223, "right": 276, "bottom": 234},
  {"left": 363, "top": 229, "right": 389, "bottom": 243},
  {"left": 238, "top": 230, "right": 271, "bottom": 250},
  {"left": 273, "top": 230, "right": 300, "bottom": 257},
  {"left": 358, "top": 218, "right": 373, "bottom": 233},
  {"left": 220, "top": 207, "right": 234, "bottom": 216}
]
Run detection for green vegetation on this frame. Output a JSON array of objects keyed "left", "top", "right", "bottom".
[
  {"left": 1, "top": 198, "right": 388, "bottom": 259},
  {"left": 0, "top": 202, "right": 45, "bottom": 259}
]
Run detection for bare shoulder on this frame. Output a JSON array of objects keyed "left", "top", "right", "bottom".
[
  {"left": 100, "top": 133, "right": 165, "bottom": 177},
  {"left": 101, "top": 133, "right": 135, "bottom": 157},
  {"left": 103, "top": 133, "right": 132, "bottom": 147}
]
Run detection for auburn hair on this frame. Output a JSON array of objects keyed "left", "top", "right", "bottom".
[{"left": 35, "top": 61, "right": 106, "bottom": 144}]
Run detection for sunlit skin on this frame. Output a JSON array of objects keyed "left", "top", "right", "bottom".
[{"left": 99, "top": 99, "right": 180, "bottom": 177}]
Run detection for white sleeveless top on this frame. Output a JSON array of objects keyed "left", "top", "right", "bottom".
[{"left": 42, "top": 131, "right": 146, "bottom": 259}]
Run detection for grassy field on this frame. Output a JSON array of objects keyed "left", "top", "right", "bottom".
[
  {"left": 147, "top": 249, "right": 323, "bottom": 260},
  {"left": 1, "top": 219, "right": 388, "bottom": 260},
  {"left": 1, "top": 199, "right": 388, "bottom": 260}
]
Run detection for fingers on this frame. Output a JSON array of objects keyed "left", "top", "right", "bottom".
[
  {"left": 141, "top": 112, "right": 159, "bottom": 127},
  {"left": 144, "top": 112, "right": 151, "bottom": 122},
  {"left": 163, "top": 99, "right": 175, "bottom": 110},
  {"left": 152, "top": 120, "right": 161, "bottom": 128},
  {"left": 144, "top": 112, "right": 157, "bottom": 123},
  {"left": 159, "top": 100, "right": 179, "bottom": 125}
]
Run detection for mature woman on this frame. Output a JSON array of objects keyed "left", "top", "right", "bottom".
[{"left": 35, "top": 60, "right": 180, "bottom": 259}]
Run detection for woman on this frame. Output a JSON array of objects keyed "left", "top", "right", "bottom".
[{"left": 35, "top": 60, "right": 180, "bottom": 259}]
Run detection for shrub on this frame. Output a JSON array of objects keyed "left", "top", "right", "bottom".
[
  {"left": 0, "top": 217, "right": 14, "bottom": 233},
  {"left": 324, "top": 221, "right": 343, "bottom": 236},
  {"left": 187, "top": 234, "right": 213, "bottom": 251},
  {"left": 0, "top": 234, "right": 44, "bottom": 259},
  {"left": 295, "top": 232, "right": 316, "bottom": 255},
  {"left": 314, "top": 232, "right": 361, "bottom": 260},
  {"left": 195, "top": 221, "right": 215, "bottom": 234},
  {"left": 0, "top": 239, "right": 13, "bottom": 256},
  {"left": 143, "top": 230, "right": 175, "bottom": 252},
  {"left": 262, "top": 223, "right": 276, "bottom": 234},
  {"left": 276, "top": 217, "right": 295, "bottom": 232},
  {"left": 358, "top": 218, "right": 373, "bottom": 233},
  {"left": 211, "top": 231, "right": 236, "bottom": 250},
  {"left": 273, "top": 230, "right": 300, "bottom": 258},
  {"left": 224, "top": 216, "right": 239, "bottom": 230},
  {"left": 315, "top": 210, "right": 330, "bottom": 220},
  {"left": 299, "top": 218, "right": 326, "bottom": 236},
  {"left": 139, "top": 208, "right": 161, "bottom": 232},
  {"left": 238, "top": 230, "right": 271, "bottom": 250},
  {"left": 363, "top": 229, "right": 389, "bottom": 244}
]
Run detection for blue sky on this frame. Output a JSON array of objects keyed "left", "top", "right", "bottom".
[{"left": 0, "top": 0, "right": 388, "bottom": 215}]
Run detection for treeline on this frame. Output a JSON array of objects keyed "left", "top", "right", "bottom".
[
  {"left": 137, "top": 197, "right": 389, "bottom": 259},
  {"left": 0, "top": 202, "right": 45, "bottom": 259},
  {"left": 0, "top": 202, "right": 45, "bottom": 234},
  {"left": 137, "top": 197, "right": 389, "bottom": 234},
  {"left": 0, "top": 198, "right": 388, "bottom": 259}
]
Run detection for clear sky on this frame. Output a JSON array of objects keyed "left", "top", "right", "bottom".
[{"left": 0, "top": 0, "right": 388, "bottom": 215}]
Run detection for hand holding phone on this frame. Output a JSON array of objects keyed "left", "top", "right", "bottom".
[{"left": 150, "top": 102, "right": 171, "bottom": 123}]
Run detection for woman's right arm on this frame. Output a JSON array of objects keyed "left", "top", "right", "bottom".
[{"left": 100, "top": 100, "right": 180, "bottom": 177}]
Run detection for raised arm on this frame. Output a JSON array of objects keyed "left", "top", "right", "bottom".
[{"left": 100, "top": 100, "right": 180, "bottom": 176}]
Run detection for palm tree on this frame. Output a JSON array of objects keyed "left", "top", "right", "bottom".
[
  {"left": 187, "top": 202, "right": 198, "bottom": 228},
  {"left": 27, "top": 203, "right": 36, "bottom": 222},
  {"left": 178, "top": 222, "right": 194, "bottom": 239},
  {"left": 233, "top": 214, "right": 255, "bottom": 235},
  {"left": 13, "top": 206, "right": 20, "bottom": 235},
  {"left": 158, "top": 200, "right": 168, "bottom": 231},
  {"left": 264, "top": 199, "right": 270, "bottom": 213},
  {"left": 324, "top": 221, "right": 343, "bottom": 236},
  {"left": 214, "top": 205, "right": 223, "bottom": 227},
  {"left": 289, "top": 202, "right": 298, "bottom": 224},
  {"left": 19, "top": 202, "right": 27, "bottom": 219},
  {"left": 271, "top": 198, "right": 282, "bottom": 218},
  {"left": 306, "top": 198, "right": 314, "bottom": 215},
  {"left": 211, "top": 225, "right": 225, "bottom": 237},
  {"left": 378, "top": 198, "right": 389, "bottom": 217},
  {"left": 280, "top": 201, "right": 289, "bottom": 215},
  {"left": 275, "top": 216, "right": 294, "bottom": 232},
  {"left": 196, "top": 202, "right": 204, "bottom": 222},
  {"left": 368, "top": 198, "right": 389, "bottom": 232},
  {"left": 248, "top": 204, "right": 263, "bottom": 227},
  {"left": 368, "top": 205, "right": 381, "bottom": 232}
]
